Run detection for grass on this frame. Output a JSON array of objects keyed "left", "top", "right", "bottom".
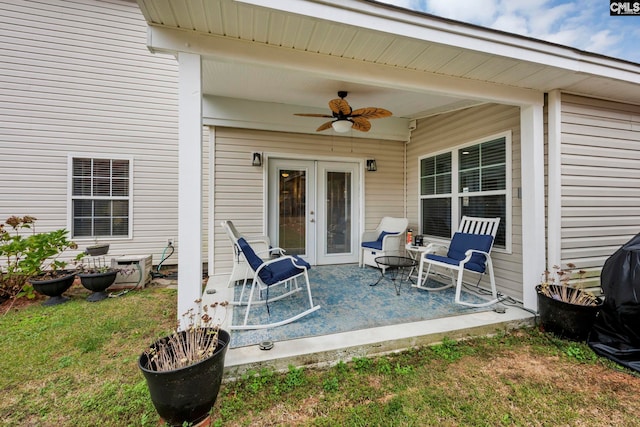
[
  {"left": 0, "top": 285, "right": 177, "bottom": 426},
  {"left": 2, "top": 285, "right": 640, "bottom": 426}
]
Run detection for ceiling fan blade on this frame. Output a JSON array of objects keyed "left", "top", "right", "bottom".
[
  {"left": 350, "top": 107, "right": 392, "bottom": 120},
  {"left": 351, "top": 117, "right": 371, "bottom": 132},
  {"left": 294, "top": 113, "right": 334, "bottom": 118},
  {"left": 316, "top": 121, "right": 335, "bottom": 132},
  {"left": 329, "top": 98, "right": 352, "bottom": 116}
]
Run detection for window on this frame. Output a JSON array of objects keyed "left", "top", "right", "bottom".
[
  {"left": 419, "top": 133, "right": 510, "bottom": 249},
  {"left": 71, "top": 157, "right": 131, "bottom": 238}
]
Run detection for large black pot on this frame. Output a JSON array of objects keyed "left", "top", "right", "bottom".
[
  {"left": 536, "top": 285, "right": 603, "bottom": 341},
  {"left": 138, "top": 328, "right": 230, "bottom": 426},
  {"left": 29, "top": 271, "right": 76, "bottom": 306},
  {"left": 78, "top": 270, "right": 118, "bottom": 302}
]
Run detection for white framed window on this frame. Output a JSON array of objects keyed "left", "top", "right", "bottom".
[
  {"left": 419, "top": 131, "right": 512, "bottom": 251},
  {"left": 68, "top": 155, "right": 133, "bottom": 239}
]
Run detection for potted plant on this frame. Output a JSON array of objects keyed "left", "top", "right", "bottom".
[
  {"left": 138, "top": 300, "right": 230, "bottom": 426},
  {"left": 0, "top": 216, "right": 79, "bottom": 306},
  {"left": 536, "top": 263, "right": 604, "bottom": 341},
  {"left": 73, "top": 254, "right": 122, "bottom": 302}
]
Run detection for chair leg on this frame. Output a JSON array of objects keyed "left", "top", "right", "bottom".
[
  {"left": 413, "top": 262, "right": 454, "bottom": 291},
  {"left": 454, "top": 259, "right": 500, "bottom": 307},
  {"left": 303, "top": 270, "right": 316, "bottom": 309},
  {"left": 242, "top": 281, "right": 259, "bottom": 326},
  {"left": 230, "top": 271, "right": 321, "bottom": 330}
]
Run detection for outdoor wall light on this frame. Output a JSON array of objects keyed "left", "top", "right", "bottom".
[
  {"left": 366, "top": 159, "right": 377, "bottom": 172},
  {"left": 331, "top": 119, "right": 353, "bottom": 133},
  {"left": 252, "top": 152, "right": 262, "bottom": 167}
]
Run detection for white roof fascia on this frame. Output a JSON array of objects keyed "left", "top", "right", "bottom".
[
  {"left": 236, "top": 0, "right": 640, "bottom": 85},
  {"left": 147, "top": 25, "right": 543, "bottom": 107}
]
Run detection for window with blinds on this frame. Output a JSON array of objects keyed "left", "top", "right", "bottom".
[
  {"left": 419, "top": 134, "right": 508, "bottom": 248},
  {"left": 71, "top": 157, "right": 130, "bottom": 238}
]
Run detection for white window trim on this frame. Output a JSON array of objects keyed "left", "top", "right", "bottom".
[
  {"left": 418, "top": 131, "right": 512, "bottom": 254},
  {"left": 66, "top": 153, "right": 134, "bottom": 241}
]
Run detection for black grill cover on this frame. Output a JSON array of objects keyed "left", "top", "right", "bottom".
[{"left": 588, "top": 233, "right": 640, "bottom": 372}]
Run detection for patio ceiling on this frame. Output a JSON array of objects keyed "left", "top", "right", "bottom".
[{"left": 136, "top": 0, "right": 640, "bottom": 139}]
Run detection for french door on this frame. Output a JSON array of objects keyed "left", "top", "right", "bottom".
[{"left": 268, "top": 159, "right": 360, "bottom": 265}]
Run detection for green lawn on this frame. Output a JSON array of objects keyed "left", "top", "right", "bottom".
[{"left": 1, "top": 285, "right": 639, "bottom": 426}]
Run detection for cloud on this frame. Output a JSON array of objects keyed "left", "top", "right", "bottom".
[
  {"left": 587, "top": 30, "right": 621, "bottom": 54},
  {"left": 426, "top": 0, "right": 498, "bottom": 25},
  {"left": 490, "top": 14, "right": 530, "bottom": 36}
]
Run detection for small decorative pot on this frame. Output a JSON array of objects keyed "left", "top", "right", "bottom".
[
  {"left": 29, "top": 271, "right": 76, "bottom": 306},
  {"left": 85, "top": 244, "right": 110, "bottom": 256},
  {"left": 536, "top": 285, "right": 603, "bottom": 341},
  {"left": 78, "top": 270, "right": 118, "bottom": 302},
  {"left": 138, "top": 329, "right": 230, "bottom": 426}
]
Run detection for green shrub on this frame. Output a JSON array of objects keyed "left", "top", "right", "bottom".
[{"left": 0, "top": 215, "right": 77, "bottom": 300}]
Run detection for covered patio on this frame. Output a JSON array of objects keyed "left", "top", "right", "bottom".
[
  {"left": 201, "top": 263, "right": 534, "bottom": 375},
  {"left": 134, "top": 0, "right": 640, "bottom": 355}
]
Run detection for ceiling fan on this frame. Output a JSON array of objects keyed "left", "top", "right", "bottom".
[{"left": 294, "top": 91, "right": 392, "bottom": 133}]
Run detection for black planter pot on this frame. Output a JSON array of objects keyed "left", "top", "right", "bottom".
[
  {"left": 85, "top": 244, "right": 110, "bottom": 256},
  {"left": 536, "top": 285, "right": 603, "bottom": 341},
  {"left": 29, "top": 271, "right": 76, "bottom": 306},
  {"left": 78, "top": 270, "right": 118, "bottom": 302},
  {"left": 138, "top": 329, "right": 230, "bottom": 426}
]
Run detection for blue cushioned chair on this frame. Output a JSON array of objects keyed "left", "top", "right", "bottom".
[
  {"left": 360, "top": 217, "right": 409, "bottom": 273},
  {"left": 415, "top": 216, "right": 501, "bottom": 307},
  {"left": 221, "top": 220, "right": 271, "bottom": 287},
  {"left": 229, "top": 237, "right": 320, "bottom": 330}
]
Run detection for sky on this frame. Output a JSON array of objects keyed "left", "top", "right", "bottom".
[{"left": 377, "top": 0, "right": 640, "bottom": 64}]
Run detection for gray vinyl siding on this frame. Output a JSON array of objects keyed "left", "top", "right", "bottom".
[
  {"left": 406, "top": 104, "right": 523, "bottom": 300},
  {"left": 559, "top": 94, "right": 640, "bottom": 274},
  {"left": 212, "top": 127, "right": 405, "bottom": 275},
  {"left": 0, "top": 0, "right": 180, "bottom": 266}
]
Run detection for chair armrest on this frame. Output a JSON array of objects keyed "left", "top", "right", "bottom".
[
  {"left": 459, "top": 249, "right": 490, "bottom": 265},
  {"left": 419, "top": 243, "right": 448, "bottom": 259},
  {"left": 381, "top": 233, "right": 402, "bottom": 249},
  {"left": 258, "top": 255, "right": 308, "bottom": 272},
  {"left": 253, "top": 246, "right": 286, "bottom": 257}
]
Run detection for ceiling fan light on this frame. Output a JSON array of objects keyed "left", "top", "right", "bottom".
[{"left": 331, "top": 120, "right": 352, "bottom": 133}]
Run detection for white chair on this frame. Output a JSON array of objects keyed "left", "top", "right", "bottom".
[
  {"left": 221, "top": 220, "right": 271, "bottom": 287},
  {"left": 228, "top": 236, "right": 320, "bottom": 330},
  {"left": 360, "top": 217, "right": 409, "bottom": 273},
  {"left": 415, "top": 216, "right": 501, "bottom": 307}
]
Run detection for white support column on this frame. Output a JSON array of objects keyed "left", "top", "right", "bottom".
[
  {"left": 207, "top": 127, "right": 216, "bottom": 278},
  {"left": 177, "top": 52, "right": 203, "bottom": 328},
  {"left": 547, "top": 90, "right": 562, "bottom": 271},
  {"left": 520, "top": 101, "right": 546, "bottom": 311}
]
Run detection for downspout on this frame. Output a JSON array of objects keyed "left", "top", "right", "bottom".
[
  {"left": 404, "top": 137, "right": 408, "bottom": 221},
  {"left": 208, "top": 127, "right": 216, "bottom": 277},
  {"left": 404, "top": 120, "right": 415, "bottom": 225},
  {"left": 547, "top": 90, "right": 562, "bottom": 270}
]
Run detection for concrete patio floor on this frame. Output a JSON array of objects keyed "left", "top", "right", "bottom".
[{"left": 201, "top": 273, "right": 536, "bottom": 378}]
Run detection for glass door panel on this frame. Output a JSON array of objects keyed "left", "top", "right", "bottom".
[
  {"left": 325, "top": 171, "right": 351, "bottom": 254},
  {"left": 316, "top": 161, "right": 359, "bottom": 265},
  {"left": 278, "top": 168, "right": 306, "bottom": 255}
]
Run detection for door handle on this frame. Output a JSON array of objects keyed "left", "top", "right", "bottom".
[{"left": 310, "top": 219, "right": 315, "bottom": 223}]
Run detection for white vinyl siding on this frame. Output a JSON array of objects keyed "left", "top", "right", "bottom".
[
  {"left": 211, "top": 127, "right": 405, "bottom": 276},
  {"left": 559, "top": 94, "right": 640, "bottom": 275},
  {"left": 407, "top": 104, "right": 523, "bottom": 300},
  {"left": 0, "top": 0, "right": 180, "bottom": 265}
]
